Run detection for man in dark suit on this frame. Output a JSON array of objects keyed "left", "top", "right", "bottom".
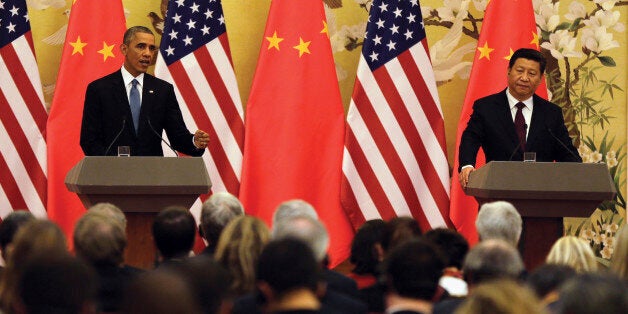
[
  {"left": 458, "top": 48, "right": 581, "bottom": 188},
  {"left": 80, "top": 26, "right": 209, "bottom": 156}
]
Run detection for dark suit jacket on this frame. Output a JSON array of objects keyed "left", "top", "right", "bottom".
[
  {"left": 459, "top": 89, "right": 581, "bottom": 171},
  {"left": 80, "top": 70, "right": 203, "bottom": 157}
]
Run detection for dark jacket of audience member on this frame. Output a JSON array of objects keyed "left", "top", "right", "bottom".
[{"left": 556, "top": 273, "right": 628, "bottom": 314}]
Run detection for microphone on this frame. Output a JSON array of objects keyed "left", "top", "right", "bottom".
[
  {"left": 546, "top": 125, "right": 581, "bottom": 162},
  {"left": 508, "top": 123, "right": 528, "bottom": 161},
  {"left": 147, "top": 118, "right": 179, "bottom": 157},
  {"left": 104, "top": 117, "right": 126, "bottom": 156}
]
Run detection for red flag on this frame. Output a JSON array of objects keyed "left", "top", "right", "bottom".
[
  {"left": 47, "top": 0, "right": 126, "bottom": 239},
  {"left": 450, "top": 0, "right": 547, "bottom": 244},
  {"left": 341, "top": 0, "right": 453, "bottom": 232},
  {"left": 0, "top": 0, "right": 47, "bottom": 219},
  {"left": 239, "top": 0, "right": 353, "bottom": 266}
]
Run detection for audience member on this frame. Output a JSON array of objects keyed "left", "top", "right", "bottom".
[
  {"left": 546, "top": 236, "right": 598, "bottom": 273},
  {"left": 381, "top": 216, "right": 423, "bottom": 253},
  {"left": 122, "top": 269, "right": 202, "bottom": 314},
  {"left": 384, "top": 239, "right": 446, "bottom": 314},
  {"left": 556, "top": 273, "right": 628, "bottom": 314},
  {"left": 272, "top": 199, "right": 318, "bottom": 226},
  {"left": 526, "top": 264, "right": 576, "bottom": 311},
  {"left": 0, "top": 211, "right": 35, "bottom": 270},
  {"left": 610, "top": 224, "right": 628, "bottom": 281},
  {"left": 88, "top": 202, "right": 127, "bottom": 229},
  {"left": 348, "top": 219, "right": 385, "bottom": 289},
  {"left": 0, "top": 219, "right": 67, "bottom": 313},
  {"left": 272, "top": 215, "right": 359, "bottom": 299},
  {"left": 74, "top": 212, "right": 143, "bottom": 312},
  {"left": 152, "top": 206, "right": 197, "bottom": 265},
  {"left": 16, "top": 251, "right": 97, "bottom": 314},
  {"left": 475, "top": 201, "right": 522, "bottom": 246},
  {"left": 215, "top": 216, "right": 270, "bottom": 296},
  {"left": 456, "top": 279, "right": 546, "bottom": 314},
  {"left": 199, "top": 192, "right": 244, "bottom": 256},
  {"left": 425, "top": 228, "right": 470, "bottom": 297}
]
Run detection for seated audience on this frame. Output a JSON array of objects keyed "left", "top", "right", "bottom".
[
  {"left": 526, "top": 264, "right": 576, "bottom": 311},
  {"left": 556, "top": 273, "right": 628, "bottom": 314},
  {"left": 381, "top": 216, "right": 422, "bottom": 253},
  {"left": 74, "top": 212, "right": 143, "bottom": 312},
  {"left": 199, "top": 192, "right": 244, "bottom": 256},
  {"left": 0, "top": 211, "right": 35, "bottom": 272},
  {"left": 215, "top": 216, "right": 270, "bottom": 296},
  {"left": 122, "top": 269, "right": 202, "bottom": 314},
  {"left": 546, "top": 236, "right": 598, "bottom": 273},
  {"left": 384, "top": 239, "right": 445, "bottom": 314},
  {"left": 88, "top": 202, "right": 127, "bottom": 230},
  {"left": 456, "top": 279, "right": 546, "bottom": 314},
  {"left": 425, "top": 228, "right": 470, "bottom": 297},
  {"left": 152, "top": 206, "right": 197, "bottom": 266},
  {"left": 16, "top": 251, "right": 97, "bottom": 314},
  {"left": 475, "top": 201, "right": 522, "bottom": 246},
  {"left": 348, "top": 219, "right": 385, "bottom": 289},
  {"left": 272, "top": 199, "right": 318, "bottom": 226},
  {"left": 610, "top": 224, "right": 628, "bottom": 281}
]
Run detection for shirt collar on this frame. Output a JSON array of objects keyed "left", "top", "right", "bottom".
[
  {"left": 121, "top": 66, "right": 145, "bottom": 87},
  {"left": 506, "top": 88, "right": 534, "bottom": 110}
]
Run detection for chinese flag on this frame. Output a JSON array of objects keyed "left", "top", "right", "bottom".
[
  {"left": 47, "top": 0, "right": 126, "bottom": 241},
  {"left": 239, "top": 0, "right": 353, "bottom": 266},
  {"left": 450, "top": 0, "right": 547, "bottom": 244}
]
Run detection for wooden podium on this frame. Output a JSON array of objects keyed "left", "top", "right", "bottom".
[
  {"left": 65, "top": 157, "right": 211, "bottom": 268},
  {"left": 466, "top": 161, "right": 615, "bottom": 269}
]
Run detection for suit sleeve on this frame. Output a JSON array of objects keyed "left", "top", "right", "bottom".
[
  {"left": 162, "top": 84, "right": 204, "bottom": 157},
  {"left": 548, "top": 106, "right": 582, "bottom": 162},
  {"left": 458, "top": 100, "right": 485, "bottom": 172},
  {"left": 80, "top": 82, "right": 107, "bottom": 156}
]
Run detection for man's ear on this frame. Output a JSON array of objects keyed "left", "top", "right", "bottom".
[{"left": 120, "top": 44, "right": 128, "bottom": 56}]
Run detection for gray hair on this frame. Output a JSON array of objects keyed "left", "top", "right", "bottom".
[
  {"left": 463, "top": 239, "right": 524, "bottom": 285},
  {"left": 272, "top": 199, "right": 318, "bottom": 227},
  {"left": 476, "top": 201, "right": 522, "bottom": 246},
  {"left": 88, "top": 202, "right": 127, "bottom": 230},
  {"left": 272, "top": 215, "right": 329, "bottom": 262},
  {"left": 200, "top": 192, "right": 244, "bottom": 235}
]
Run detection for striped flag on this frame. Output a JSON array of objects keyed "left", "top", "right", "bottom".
[
  {"left": 155, "top": 0, "right": 244, "bottom": 197},
  {"left": 0, "top": 0, "right": 47, "bottom": 218},
  {"left": 341, "top": 0, "right": 452, "bottom": 231}
]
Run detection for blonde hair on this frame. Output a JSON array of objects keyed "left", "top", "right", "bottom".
[
  {"left": 456, "top": 279, "right": 546, "bottom": 314},
  {"left": 610, "top": 225, "right": 628, "bottom": 280},
  {"left": 546, "top": 236, "right": 598, "bottom": 273},
  {"left": 215, "top": 216, "right": 270, "bottom": 295}
]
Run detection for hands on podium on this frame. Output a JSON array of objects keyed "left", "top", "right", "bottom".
[{"left": 459, "top": 167, "right": 475, "bottom": 189}]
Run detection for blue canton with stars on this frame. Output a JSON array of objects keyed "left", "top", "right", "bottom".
[
  {"left": 363, "top": 0, "right": 426, "bottom": 71},
  {"left": 160, "top": 0, "right": 226, "bottom": 65},
  {"left": 0, "top": 0, "right": 30, "bottom": 48}
]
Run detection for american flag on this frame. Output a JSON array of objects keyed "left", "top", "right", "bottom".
[
  {"left": 155, "top": 0, "right": 244, "bottom": 198},
  {"left": 0, "top": 0, "right": 47, "bottom": 218},
  {"left": 341, "top": 0, "right": 452, "bottom": 231}
]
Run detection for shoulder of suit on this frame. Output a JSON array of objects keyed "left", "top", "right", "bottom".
[
  {"left": 533, "top": 94, "right": 562, "bottom": 113},
  {"left": 87, "top": 70, "right": 122, "bottom": 88},
  {"left": 473, "top": 90, "right": 507, "bottom": 108},
  {"left": 143, "top": 73, "right": 173, "bottom": 88}
]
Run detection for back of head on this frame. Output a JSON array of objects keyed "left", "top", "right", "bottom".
[
  {"left": 350, "top": 219, "right": 386, "bottom": 275},
  {"left": 424, "top": 227, "right": 469, "bottom": 269},
  {"left": 272, "top": 215, "right": 329, "bottom": 262},
  {"left": 214, "top": 216, "right": 270, "bottom": 295},
  {"left": 152, "top": 206, "right": 196, "bottom": 260},
  {"left": 74, "top": 212, "right": 127, "bottom": 267},
  {"left": 122, "top": 269, "right": 201, "bottom": 314},
  {"left": 17, "top": 252, "right": 96, "bottom": 314},
  {"left": 200, "top": 192, "right": 244, "bottom": 244},
  {"left": 9, "top": 219, "right": 67, "bottom": 268},
  {"left": 381, "top": 216, "right": 422, "bottom": 252},
  {"left": 272, "top": 199, "right": 318, "bottom": 226},
  {"left": 88, "top": 202, "right": 127, "bottom": 229},
  {"left": 0, "top": 211, "right": 35, "bottom": 260},
  {"left": 546, "top": 236, "right": 598, "bottom": 273},
  {"left": 385, "top": 239, "right": 444, "bottom": 301},
  {"left": 476, "top": 201, "right": 522, "bottom": 246},
  {"left": 526, "top": 264, "right": 577, "bottom": 299},
  {"left": 457, "top": 279, "right": 546, "bottom": 314},
  {"left": 557, "top": 273, "right": 628, "bottom": 314},
  {"left": 610, "top": 224, "right": 628, "bottom": 280},
  {"left": 257, "top": 238, "right": 320, "bottom": 298},
  {"left": 463, "top": 239, "right": 524, "bottom": 285}
]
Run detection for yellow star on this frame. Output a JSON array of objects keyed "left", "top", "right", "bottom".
[
  {"left": 504, "top": 48, "right": 514, "bottom": 61},
  {"left": 266, "top": 31, "right": 284, "bottom": 51},
  {"left": 293, "top": 37, "right": 311, "bottom": 57},
  {"left": 530, "top": 32, "right": 540, "bottom": 49},
  {"left": 70, "top": 36, "right": 87, "bottom": 56},
  {"left": 321, "top": 21, "right": 328, "bottom": 38},
  {"left": 97, "top": 41, "right": 116, "bottom": 62},
  {"left": 477, "top": 42, "right": 494, "bottom": 60}
]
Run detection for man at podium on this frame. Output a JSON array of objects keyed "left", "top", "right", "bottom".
[
  {"left": 458, "top": 48, "right": 581, "bottom": 188},
  {"left": 80, "top": 26, "right": 209, "bottom": 157}
]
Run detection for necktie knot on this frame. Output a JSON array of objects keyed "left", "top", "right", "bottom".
[
  {"left": 132, "top": 79, "right": 138, "bottom": 88},
  {"left": 516, "top": 102, "right": 525, "bottom": 110}
]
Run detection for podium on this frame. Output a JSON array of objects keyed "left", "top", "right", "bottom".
[
  {"left": 66, "top": 157, "right": 211, "bottom": 268},
  {"left": 466, "top": 161, "right": 615, "bottom": 269}
]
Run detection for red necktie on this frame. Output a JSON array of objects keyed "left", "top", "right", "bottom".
[{"left": 515, "top": 102, "right": 526, "bottom": 151}]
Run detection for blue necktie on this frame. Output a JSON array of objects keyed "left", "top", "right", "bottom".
[{"left": 130, "top": 79, "right": 141, "bottom": 133}]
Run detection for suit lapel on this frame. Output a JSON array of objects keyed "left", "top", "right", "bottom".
[
  {"left": 496, "top": 90, "right": 519, "bottom": 147},
  {"left": 526, "top": 94, "right": 546, "bottom": 151},
  {"left": 111, "top": 71, "right": 136, "bottom": 137},
  {"left": 139, "top": 74, "right": 157, "bottom": 134}
]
